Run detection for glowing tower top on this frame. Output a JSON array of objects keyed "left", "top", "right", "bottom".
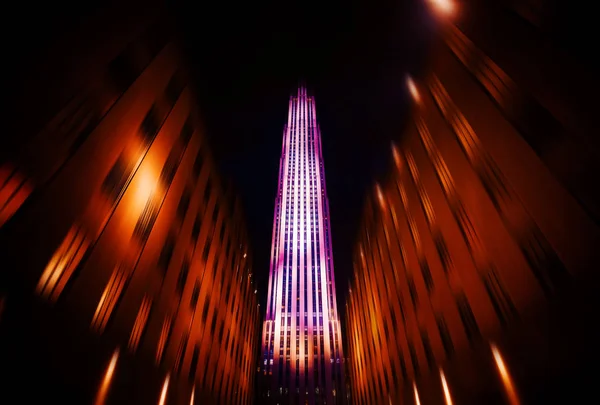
[{"left": 260, "top": 86, "right": 345, "bottom": 404}]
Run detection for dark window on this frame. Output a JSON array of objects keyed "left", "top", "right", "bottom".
[
  {"left": 225, "top": 282, "right": 232, "bottom": 304},
  {"left": 176, "top": 259, "right": 190, "bottom": 295},
  {"left": 479, "top": 158, "right": 509, "bottom": 211},
  {"left": 165, "top": 68, "right": 185, "bottom": 106},
  {"left": 203, "top": 178, "right": 212, "bottom": 204},
  {"left": 210, "top": 312, "right": 217, "bottom": 335},
  {"left": 203, "top": 236, "right": 212, "bottom": 262},
  {"left": 483, "top": 269, "right": 517, "bottom": 326},
  {"left": 175, "top": 331, "right": 189, "bottom": 373},
  {"left": 436, "top": 316, "right": 454, "bottom": 357},
  {"left": 180, "top": 115, "right": 194, "bottom": 145},
  {"left": 191, "top": 217, "right": 202, "bottom": 243},
  {"left": 408, "top": 341, "right": 420, "bottom": 377},
  {"left": 188, "top": 345, "right": 200, "bottom": 382},
  {"left": 192, "top": 149, "right": 204, "bottom": 179},
  {"left": 190, "top": 279, "right": 200, "bottom": 310},
  {"left": 420, "top": 330, "right": 435, "bottom": 370},
  {"left": 202, "top": 297, "right": 210, "bottom": 322},
  {"left": 139, "top": 104, "right": 160, "bottom": 146},
  {"left": 434, "top": 233, "right": 451, "bottom": 273},
  {"left": 176, "top": 189, "right": 191, "bottom": 221},
  {"left": 407, "top": 276, "right": 418, "bottom": 308},
  {"left": 160, "top": 146, "right": 182, "bottom": 186},
  {"left": 225, "top": 238, "right": 231, "bottom": 259},
  {"left": 212, "top": 202, "right": 219, "bottom": 223},
  {"left": 399, "top": 355, "right": 408, "bottom": 380},
  {"left": 398, "top": 296, "right": 406, "bottom": 323},
  {"left": 218, "top": 323, "right": 224, "bottom": 341},
  {"left": 520, "top": 226, "right": 569, "bottom": 297},
  {"left": 420, "top": 259, "right": 434, "bottom": 292},
  {"left": 389, "top": 308, "right": 398, "bottom": 330},
  {"left": 158, "top": 235, "right": 176, "bottom": 274},
  {"left": 102, "top": 153, "right": 132, "bottom": 204},
  {"left": 219, "top": 223, "right": 225, "bottom": 243},
  {"left": 133, "top": 197, "right": 160, "bottom": 243},
  {"left": 456, "top": 293, "right": 480, "bottom": 343}
]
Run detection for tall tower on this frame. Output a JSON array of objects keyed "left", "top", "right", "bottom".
[{"left": 260, "top": 86, "right": 345, "bottom": 404}]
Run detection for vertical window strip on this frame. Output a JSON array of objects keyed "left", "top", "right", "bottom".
[
  {"left": 174, "top": 331, "right": 190, "bottom": 373},
  {"left": 91, "top": 266, "right": 128, "bottom": 333},
  {"left": 444, "top": 24, "right": 516, "bottom": 120},
  {"left": 128, "top": 295, "right": 152, "bottom": 351},
  {"left": 436, "top": 316, "right": 454, "bottom": 357},
  {"left": 420, "top": 330, "right": 436, "bottom": 370},
  {"left": 405, "top": 150, "right": 437, "bottom": 229},
  {"left": 101, "top": 153, "right": 135, "bottom": 205},
  {"left": 430, "top": 75, "right": 569, "bottom": 298},
  {"left": 37, "top": 224, "right": 90, "bottom": 301},
  {"left": 416, "top": 118, "right": 455, "bottom": 199},
  {"left": 156, "top": 315, "right": 173, "bottom": 363},
  {"left": 133, "top": 195, "right": 160, "bottom": 242},
  {"left": 456, "top": 293, "right": 480, "bottom": 343},
  {"left": 482, "top": 267, "right": 518, "bottom": 326}
]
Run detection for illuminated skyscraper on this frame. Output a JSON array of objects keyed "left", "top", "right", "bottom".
[{"left": 260, "top": 87, "right": 345, "bottom": 404}]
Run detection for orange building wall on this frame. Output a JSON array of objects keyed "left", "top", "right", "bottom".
[
  {"left": 345, "top": 0, "right": 600, "bottom": 404},
  {"left": 0, "top": 5, "right": 260, "bottom": 405}
]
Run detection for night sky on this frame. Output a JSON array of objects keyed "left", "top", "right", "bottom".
[{"left": 175, "top": 0, "right": 434, "bottom": 310}]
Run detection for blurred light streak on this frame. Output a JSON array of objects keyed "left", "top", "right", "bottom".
[
  {"left": 414, "top": 382, "right": 422, "bottom": 405},
  {"left": 376, "top": 184, "right": 385, "bottom": 207},
  {"left": 440, "top": 369, "right": 454, "bottom": 405},
  {"left": 392, "top": 143, "right": 401, "bottom": 167},
  {"left": 491, "top": 343, "right": 521, "bottom": 405},
  {"left": 158, "top": 374, "right": 170, "bottom": 405},
  {"left": 95, "top": 349, "right": 119, "bottom": 405},
  {"left": 406, "top": 76, "right": 421, "bottom": 104}
]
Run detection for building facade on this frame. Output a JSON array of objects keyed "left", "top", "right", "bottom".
[
  {"left": 0, "top": 4, "right": 259, "bottom": 404},
  {"left": 346, "top": 0, "right": 600, "bottom": 404},
  {"left": 259, "top": 87, "right": 346, "bottom": 404}
]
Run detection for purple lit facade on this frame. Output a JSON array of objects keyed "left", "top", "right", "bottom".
[{"left": 261, "top": 87, "right": 345, "bottom": 404}]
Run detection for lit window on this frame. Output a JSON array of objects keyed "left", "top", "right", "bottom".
[{"left": 37, "top": 224, "right": 90, "bottom": 301}]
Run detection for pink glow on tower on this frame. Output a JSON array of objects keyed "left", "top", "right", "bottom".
[{"left": 261, "top": 86, "right": 345, "bottom": 404}]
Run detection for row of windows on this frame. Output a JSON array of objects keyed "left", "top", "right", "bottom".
[
  {"left": 0, "top": 20, "right": 173, "bottom": 230},
  {"left": 348, "top": 89, "right": 553, "bottom": 403},
  {"left": 428, "top": 73, "right": 569, "bottom": 299},
  {"left": 346, "top": 141, "right": 500, "bottom": 403},
  {"left": 33, "top": 65, "right": 259, "bottom": 404}
]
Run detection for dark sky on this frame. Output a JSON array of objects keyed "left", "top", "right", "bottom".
[{"left": 174, "top": 0, "right": 434, "bottom": 309}]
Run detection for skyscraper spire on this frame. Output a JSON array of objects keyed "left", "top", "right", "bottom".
[{"left": 260, "top": 86, "right": 345, "bottom": 404}]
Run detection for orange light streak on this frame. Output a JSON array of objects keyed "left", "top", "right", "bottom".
[
  {"left": 407, "top": 76, "right": 421, "bottom": 104},
  {"left": 95, "top": 349, "right": 119, "bottom": 405},
  {"left": 491, "top": 343, "right": 521, "bottom": 405},
  {"left": 414, "top": 382, "right": 421, "bottom": 405},
  {"left": 158, "top": 374, "right": 170, "bottom": 405},
  {"left": 440, "top": 369, "right": 454, "bottom": 405}
]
